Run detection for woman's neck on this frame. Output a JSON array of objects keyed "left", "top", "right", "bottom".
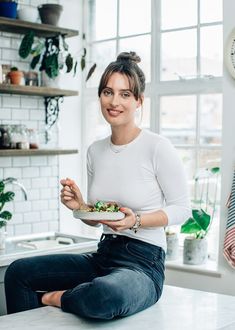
[{"left": 111, "top": 125, "right": 141, "bottom": 145}]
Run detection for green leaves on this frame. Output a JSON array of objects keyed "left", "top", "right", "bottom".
[
  {"left": 181, "top": 208, "right": 211, "bottom": 239},
  {"left": 0, "top": 180, "right": 15, "bottom": 228},
  {"left": 19, "top": 31, "right": 35, "bottom": 59}
]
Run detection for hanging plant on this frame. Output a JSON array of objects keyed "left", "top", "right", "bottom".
[{"left": 18, "top": 32, "right": 96, "bottom": 81}]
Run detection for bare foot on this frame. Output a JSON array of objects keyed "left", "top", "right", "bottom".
[{"left": 41, "top": 290, "right": 66, "bottom": 308}]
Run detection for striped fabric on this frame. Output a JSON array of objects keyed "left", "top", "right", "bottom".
[{"left": 224, "top": 170, "right": 235, "bottom": 268}]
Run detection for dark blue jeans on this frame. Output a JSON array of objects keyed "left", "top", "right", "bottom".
[{"left": 4, "top": 234, "right": 165, "bottom": 319}]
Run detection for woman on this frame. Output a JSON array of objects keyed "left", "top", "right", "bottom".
[{"left": 4, "top": 52, "right": 191, "bottom": 319}]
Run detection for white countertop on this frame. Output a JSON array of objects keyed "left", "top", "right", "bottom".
[{"left": 0, "top": 285, "right": 235, "bottom": 329}]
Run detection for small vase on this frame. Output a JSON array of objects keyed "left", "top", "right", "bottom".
[
  {"left": 0, "top": 228, "right": 6, "bottom": 250},
  {"left": 166, "top": 232, "right": 179, "bottom": 261},
  {"left": 183, "top": 236, "right": 208, "bottom": 265}
]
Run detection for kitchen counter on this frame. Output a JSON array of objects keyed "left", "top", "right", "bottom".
[{"left": 0, "top": 285, "right": 235, "bottom": 329}]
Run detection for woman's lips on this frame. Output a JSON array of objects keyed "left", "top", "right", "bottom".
[{"left": 107, "top": 109, "right": 123, "bottom": 117}]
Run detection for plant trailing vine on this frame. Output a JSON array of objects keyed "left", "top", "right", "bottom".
[
  {"left": 19, "top": 31, "right": 96, "bottom": 80},
  {"left": 0, "top": 180, "right": 15, "bottom": 229}
]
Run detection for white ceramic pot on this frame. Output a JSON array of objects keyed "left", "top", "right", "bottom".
[
  {"left": 183, "top": 236, "right": 208, "bottom": 265},
  {"left": 166, "top": 233, "right": 179, "bottom": 261},
  {"left": 0, "top": 227, "right": 6, "bottom": 250},
  {"left": 17, "top": 7, "right": 38, "bottom": 23}
]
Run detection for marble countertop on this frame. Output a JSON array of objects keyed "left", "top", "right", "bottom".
[{"left": 1, "top": 285, "right": 235, "bottom": 329}]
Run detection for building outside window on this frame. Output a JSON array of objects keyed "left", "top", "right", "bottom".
[{"left": 82, "top": 0, "right": 223, "bottom": 262}]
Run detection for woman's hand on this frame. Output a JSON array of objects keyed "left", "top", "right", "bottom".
[
  {"left": 60, "top": 178, "right": 85, "bottom": 210},
  {"left": 99, "top": 207, "right": 136, "bottom": 232}
]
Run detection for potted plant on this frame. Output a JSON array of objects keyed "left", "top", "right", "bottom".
[
  {"left": 8, "top": 66, "right": 24, "bottom": 85},
  {"left": 165, "top": 227, "right": 179, "bottom": 261},
  {"left": 0, "top": 0, "right": 18, "bottom": 19},
  {"left": 0, "top": 180, "right": 15, "bottom": 249},
  {"left": 18, "top": 31, "right": 96, "bottom": 85},
  {"left": 181, "top": 167, "right": 220, "bottom": 265}
]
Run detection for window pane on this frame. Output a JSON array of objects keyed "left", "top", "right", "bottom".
[
  {"left": 200, "top": 94, "right": 222, "bottom": 145},
  {"left": 198, "top": 149, "right": 221, "bottom": 169},
  {"left": 160, "top": 95, "right": 196, "bottom": 144},
  {"left": 200, "top": 25, "right": 223, "bottom": 77},
  {"left": 119, "top": 35, "right": 151, "bottom": 82},
  {"left": 84, "top": 99, "right": 111, "bottom": 148},
  {"left": 200, "top": 0, "right": 222, "bottom": 24},
  {"left": 119, "top": 0, "right": 151, "bottom": 36},
  {"left": 161, "top": 29, "right": 197, "bottom": 81},
  {"left": 161, "top": 0, "right": 197, "bottom": 30},
  {"left": 177, "top": 148, "right": 196, "bottom": 198},
  {"left": 88, "top": 0, "right": 117, "bottom": 41},
  {"left": 87, "top": 41, "right": 116, "bottom": 88},
  {"left": 141, "top": 97, "right": 150, "bottom": 129}
]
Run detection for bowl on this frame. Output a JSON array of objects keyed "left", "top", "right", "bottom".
[
  {"left": 38, "top": 4, "right": 63, "bottom": 26},
  {"left": 17, "top": 7, "right": 38, "bottom": 23}
]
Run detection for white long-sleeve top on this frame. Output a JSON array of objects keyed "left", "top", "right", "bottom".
[{"left": 87, "top": 129, "right": 191, "bottom": 250}]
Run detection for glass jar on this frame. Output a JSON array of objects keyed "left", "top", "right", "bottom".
[{"left": 28, "top": 128, "right": 39, "bottom": 149}]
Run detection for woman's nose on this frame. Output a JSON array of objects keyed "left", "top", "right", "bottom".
[{"left": 110, "top": 94, "right": 120, "bottom": 107}]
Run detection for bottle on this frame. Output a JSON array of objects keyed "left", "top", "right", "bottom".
[{"left": 28, "top": 129, "right": 39, "bottom": 149}]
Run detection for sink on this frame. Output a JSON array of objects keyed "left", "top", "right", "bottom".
[{"left": 2, "top": 232, "right": 98, "bottom": 255}]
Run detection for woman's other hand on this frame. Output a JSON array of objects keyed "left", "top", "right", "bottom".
[
  {"left": 60, "top": 178, "right": 85, "bottom": 210},
  {"left": 99, "top": 207, "right": 136, "bottom": 232}
]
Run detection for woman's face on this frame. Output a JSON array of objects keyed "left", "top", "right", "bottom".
[{"left": 100, "top": 72, "right": 141, "bottom": 127}]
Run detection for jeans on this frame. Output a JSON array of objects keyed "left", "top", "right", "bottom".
[{"left": 4, "top": 234, "right": 165, "bottom": 320}]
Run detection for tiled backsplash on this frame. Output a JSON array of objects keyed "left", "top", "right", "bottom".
[{"left": 0, "top": 0, "right": 61, "bottom": 236}]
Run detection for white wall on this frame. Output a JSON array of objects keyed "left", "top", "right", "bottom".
[{"left": 165, "top": 0, "right": 235, "bottom": 296}]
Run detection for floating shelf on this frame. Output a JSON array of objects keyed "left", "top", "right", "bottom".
[
  {"left": 0, "top": 149, "right": 78, "bottom": 157},
  {"left": 0, "top": 16, "right": 78, "bottom": 38},
  {"left": 0, "top": 84, "right": 78, "bottom": 97}
]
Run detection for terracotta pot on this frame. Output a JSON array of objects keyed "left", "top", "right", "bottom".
[
  {"left": 8, "top": 70, "right": 24, "bottom": 85},
  {"left": 38, "top": 4, "right": 63, "bottom": 26}
]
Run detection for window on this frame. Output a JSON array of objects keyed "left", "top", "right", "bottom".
[{"left": 82, "top": 0, "right": 223, "bottom": 261}]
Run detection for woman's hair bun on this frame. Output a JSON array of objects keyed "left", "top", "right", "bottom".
[{"left": 117, "top": 51, "right": 141, "bottom": 64}]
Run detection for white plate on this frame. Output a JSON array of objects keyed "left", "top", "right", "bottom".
[{"left": 73, "top": 210, "right": 125, "bottom": 221}]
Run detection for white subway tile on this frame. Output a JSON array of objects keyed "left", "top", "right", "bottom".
[
  {"left": 40, "top": 166, "right": 52, "bottom": 177},
  {"left": 48, "top": 177, "right": 59, "bottom": 188},
  {"left": 11, "top": 213, "right": 24, "bottom": 224},
  {"left": 14, "top": 201, "right": 32, "bottom": 213},
  {"left": 0, "top": 36, "right": 11, "bottom": 48},
  {"left": 13, "top": 157, "right": 30, "bottom": 167},
  {"left": 40, "top": 188, "right": 52, "bottom": 199},
  {"left": 32, "top": 177, "right": 48, "bottom": 188},
  {"left": 32, "top": 200, "right": 48, "bottom": 211},
  {"left": 27, "top": 189, "right": 40, "bottom": 201},
  {"left": 20, "top": 178, "right": 31, "bottom": 189},
  {"left": 0, "top": 108, "right": 11, "bottom": 120},
  {"left": 11, "top": 38, "right": 22, "bottom": 50},
  {"left": 49, "top": 199, "right": 59, "bottom": 210},
  {"left": 48, "top": 221, "right": 59, "bottom": 232},
  {"left": 21, "top": 97, "right": 38, "bottom": 109},
  {"left": 4, "top": 167, "right": 22, "bottom": 179},
  {"left": 41, "top": 210, "right": 54, "bottom": 221},
  {"left": 2, "top": 96, "right": 20, "bottom": 108},
  {"left": 22, "top": 167, "right": 40, "bottom": 178},
  {"left": 52, "top": 187, "right": 59, "bottom": 198},
  {"left": 12, "top": 109, "right": 29, "bottom": 120},
  {"left": 32, "top": 222, "right": 49, "bottom": 233},
  {"left": 30, "top": 110, "right": 44, "bottom": 121},
  {"left": 47, "top": 156, "right": 58, "bottom": 166},
  {"left": 2, "top": 49, "right": 18, "bottom": 61},
  {"left": 6, "top": 225, "right": 14, "bottom": 237},
  {"left": 14, "top": 224, "right": 32, "bottom": 236},
  {"left": 30, "top": 156, "right": 47, "bottom": 166},
  {"left": 0, "top": 158, "right": 12, "bottom": 167},
  {"left": 24, "top": 212, "right": 41, "bottom": 223}
]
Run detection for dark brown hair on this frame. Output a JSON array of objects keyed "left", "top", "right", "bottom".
[{"left": 98, "top": 51, "right": 145, "bottom": 103}]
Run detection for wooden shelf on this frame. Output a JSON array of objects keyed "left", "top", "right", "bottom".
[
  {"left": 0, "top": 84, "right": 78, "bottom": 97},
  {"left": 0, "top": 16, "right": 78, "bottom": 38},
  {"left": 0, "top": 149, "right": 78, "bottom": 157}
]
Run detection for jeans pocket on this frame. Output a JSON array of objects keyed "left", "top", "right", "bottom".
[{"left": 126, "top": 241, "right": 156, "bottom": 265}]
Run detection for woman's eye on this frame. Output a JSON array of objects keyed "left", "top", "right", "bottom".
[
  {"left": 121, "top": 92, "right": 130, "bottom": 98},
  {"left": 103, "top": 90, "right": 112, "bottom": 96}
]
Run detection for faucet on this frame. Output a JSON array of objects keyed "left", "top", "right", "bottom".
[{"left": 3, "top": 177, "right": 28, "bottom": 201}]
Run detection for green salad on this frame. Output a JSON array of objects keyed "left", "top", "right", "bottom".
[{"left": 93, "top": 201, "right": 120, "bottom": 212}]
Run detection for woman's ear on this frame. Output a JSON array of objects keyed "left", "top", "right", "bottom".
[{"left": 137, "top": 95, "right": 144, "bottom": 108}]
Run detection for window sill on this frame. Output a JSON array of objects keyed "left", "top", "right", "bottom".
[{"left": 165, "top": 258, "right": 223, "bottom": 278}]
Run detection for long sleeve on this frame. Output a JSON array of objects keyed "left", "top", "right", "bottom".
[{"left": 154, "top": 138, "right": 192, "bottom": 226}]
